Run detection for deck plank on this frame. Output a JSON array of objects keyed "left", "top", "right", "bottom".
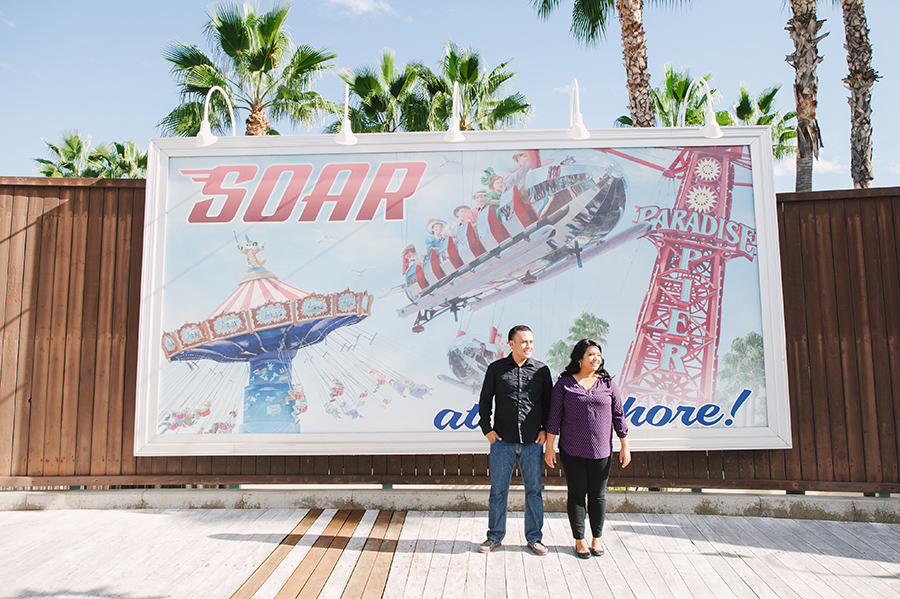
[
  {"left": 381, "top": 509, "right": 422, "bottom": 599},
  {"left": 603, "top": 514, "right": 662, "bottom": 598},
  {"left": 230, "top": 509, "right": 320, "bottom": 599},
  {"left": 707, "top": 515, "right": 806, "bottom": 598},
  {"left": 317, "top": 509, "right": 378, "bottom": 599},
  {"left": 273, "top": 509, "right": 352, "bottom": 599},
  {"left": 254, "top": 509, "right": 337, "bottom": 599},
  {"left": 294, "top": 510, "right": 365, "bottom": 599},
  {"left": 803, "top": 519, "right": 900, "bottom": 595},
  {"left": 461, "top": 512, "right": 488, "bottom": 599},
  {"left": 678, "top": 513, "right": 783, "bottom": 599},
  {"left": 544, "top": 510, "right": 596, "bottom": 598},
  {"left": 536, "top": 513, "right": 577, "bottom": 599},
  {"left": 656, "top": 514, "right": 741, "bottom": 599},
  {"left": 441, "top": 511, "right": 477, "bottom": 599},
  {"left": 642, "top": 514, "right": 717, "bottom": 599},
  {"left": 360, "top": 510, "right": 405, "bottom": 599},
  {"left": 402, "top": 509, "right": 441, "bottom": 598},
  {"left": 421, "top": 511, "right": 460, "bottom": 599},
  {"left": 502, "top": 512, "right": 529, "bottom": 599},
  {"left": 749, "top": 516, "right": 894, "bottom": 599}
]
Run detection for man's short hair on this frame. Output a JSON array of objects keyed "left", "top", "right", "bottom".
[{"left": 508, "top": 324, "right": 532, "bottom": 342}]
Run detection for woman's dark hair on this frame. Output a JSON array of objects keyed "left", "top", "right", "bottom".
[{"left": 562, "top": 338, "right": 612, "bottom": 385}]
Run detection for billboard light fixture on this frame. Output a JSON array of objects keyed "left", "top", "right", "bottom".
[
  {"left": 443, "top": 82, "right": 465, "bottom": 142},
  {"left": 567, "top": 78, "right": 590, "bottom": 140},
  {"left": 196, "top": 86, "right": 237, "bottom": 147},
  {"left": 335, "top": 82, "right": 358, "bottom": 146},
  {"left": 679, "top": 78, "right": 724, "bottom": 139}
]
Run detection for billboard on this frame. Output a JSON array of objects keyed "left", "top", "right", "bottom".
[{"left": 135, "top": 127, "right": 790, "bottom": 455}]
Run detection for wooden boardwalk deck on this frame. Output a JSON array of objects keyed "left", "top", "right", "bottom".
[{"left": 1, "top": 508, "right": 898, "bottom": 598}]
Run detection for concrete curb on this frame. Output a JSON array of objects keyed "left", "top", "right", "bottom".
[{"left": 1, "top": 488, "right": 897, "bottom": 523}]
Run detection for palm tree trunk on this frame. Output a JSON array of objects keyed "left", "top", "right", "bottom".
[
  {"left": 840, "top": 0, "right": 878, "bottom": 189},
  {"left": 617, "top": 0, "right": 655, "bottom": 127},
  {"left": 785, "top": 0, "right": 828, "bottom": 192},
  {"left": 246, "top": 110, "right": 270, "bottom": 136}
]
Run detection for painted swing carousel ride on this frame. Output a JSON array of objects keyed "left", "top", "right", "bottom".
[{"left": 157, "top": 237, "right": 433, "bottom": 435}]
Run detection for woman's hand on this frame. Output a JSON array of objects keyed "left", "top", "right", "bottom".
[
  {"left": 619, "top": 437, "right": 631, "bottom": 468},
  {"left": 544, "top": 448, "right": 556, "bottom": 468},
  {"left": 543, "top": 432, "right": 557, "bottom": 468}
]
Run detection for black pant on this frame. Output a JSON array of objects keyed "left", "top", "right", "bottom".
[{"left": 559, "top": 449, "right": 612, "bottom": 539}]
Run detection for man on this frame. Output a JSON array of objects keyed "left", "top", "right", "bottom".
[{"left": 478, "top": 325, "right": 552, "bottom": 555}]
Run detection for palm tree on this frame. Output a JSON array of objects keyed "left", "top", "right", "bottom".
[
  {"left": 716, "top": 331, "right": 766, "bottom": 425},
  {"left": 565, "top": 312, "right": 610, "bottom": 345},
  {"left": 785, "top": 0, "right": 828, "bottom": 191},
  {"left": 724, "top": 85, "right": 797, "bottom": 161},
  {"left": 160, "top": 1, "right": 336, "bottom": 137},
  {"left": 93, "top": 140, "right": 148, "bottom": 179},
  {"left": 837, "top": 0, "right": 878, "bottom": 189},
  {"left": 34, "top": 131, "right": 104, "bottom": 178},
  {"left": 533, "top": 0, "right": 684, "bottom": 128},
  {"left": 616, "top": 63, "right": 723, "bottom": 128},
  {"left": 415, "top": 41, "right": 531, "bottom": 131},
  {"left": 326, "top": 49, "right": 429, "bottom": 134},
  {"left": 545, "top": 312, "right": 610, "bottom": 373}
]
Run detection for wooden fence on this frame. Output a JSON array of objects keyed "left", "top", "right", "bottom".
[{"left": 1, "top": 177, "right": 898, "bottom": 492}]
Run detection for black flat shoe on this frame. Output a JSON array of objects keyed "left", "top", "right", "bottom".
[
  {"left": 575, "top": 547, "right": 591, "bottom": 559},
  {"left": 590, "top": 547, "right": 605, "bottom": 556}
]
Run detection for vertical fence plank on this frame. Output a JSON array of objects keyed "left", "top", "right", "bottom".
[
  {"left": 777, "top": 202, "right": 805, "bottom": 482},
  {"left": 88, "top": 187, "right": 119, "bottom": 476},
  {"left": 872, "top": 196, "right": 900, "bottom": 485},
  {"left": 860, "top": 199, "right": 899, "bottom": 482},
  {"left": 812, "top": 200, "right": 850, "bottom": 481},
  {"left": 891, "top": 197, "right": 900, "bottom": 473},
  {"left": 75, "top": 186, "right": 105, "bottom": 475},
  {"left": 42, "top": 188, "right": 74, "bottom": 477},
  {"left": 785, "top": 201, "right": 820, "bottom": 481},
  {"left": 120, "top": 188, "right": 144, "bottom": 476},
  {"left": 827, "top": 198, "right": 867, "bottom": 482},
  {"left": 26, "top": 189, "right": 58, "bottom": 477},
  {"left": 9, "top": 187, "right": 41, "bottom": 478},
  {"left": 357, "top": 454, "right": 372, "bottom": 476},
  {"left": 0, "top": 185, "right": 17, "bottom": 477},
  {"left": 60, "top": 187, "right": 90, "bottom": 476},
  {"left": 104, "top": 187, "right": 134, "bottom": 476},
  {"left": 844, "top": 199, "right": 884, "bottom": 483},
  {"left": 799, "top": 197, "right": 834, "bottom": 481}
]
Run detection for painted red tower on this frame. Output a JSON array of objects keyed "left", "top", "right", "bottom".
[{"left": 616, "top": 146, "right": 755, "bottom": 405}]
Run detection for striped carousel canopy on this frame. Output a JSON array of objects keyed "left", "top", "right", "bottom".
[{"left": 207, "top": 267, "right": 309, "bottom": 319}]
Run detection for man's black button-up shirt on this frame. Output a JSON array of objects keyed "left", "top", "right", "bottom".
[{"left": 479, "top": 355, "right": 553, "bottom": 444}]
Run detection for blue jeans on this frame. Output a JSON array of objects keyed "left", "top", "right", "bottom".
[{"left": 487, "top": 440, "right": 543, "bottom": 543}]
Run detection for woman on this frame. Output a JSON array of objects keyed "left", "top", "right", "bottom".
[{"left": 544, "top": 339, "right": 630, "bottom": 559}]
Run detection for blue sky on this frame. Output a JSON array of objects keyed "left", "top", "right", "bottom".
[{"left": 2, "top": 0, "right": 898, "bottom": 193}]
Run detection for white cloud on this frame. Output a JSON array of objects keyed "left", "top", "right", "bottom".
[
  {"left": 0, "top": 10, "right": 14, "bottom": 27},
  {"left": 889, "top": 163, "right": 900, "bottom": 175},
  {"left": 0, "top": 61, "right": 15, "bottom": 73},
  {"left": 812, "top": 157, "right": 845, "bottom": 174},
  {"left": 774, "top": 156, "right": 846, "bottom": 176},
  {"left": 773, "top": 161, "right": 794, "bottom": 177},
  {"left": 328, "top": 0, "right": 394, "bottom": 14}
]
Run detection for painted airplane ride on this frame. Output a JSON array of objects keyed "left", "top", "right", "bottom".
[{"left": 399, "top": 149, "right": 649, "bottom": 331}]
